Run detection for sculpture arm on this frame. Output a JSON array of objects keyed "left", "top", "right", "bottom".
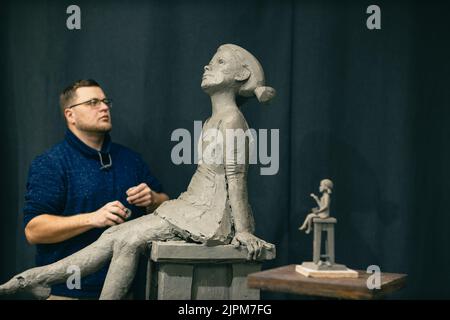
[
  {"left": 312, "top": 195, "right": 321, "bottom": 206},
  {"left": 221, "top": 115, "right": 274, "bottom": 260},
  {"left": 226, "top": 164, "right": 254, "bottom": 233},
  {"left": 221, "top": 115, "right": 254, "bottom": 233}
]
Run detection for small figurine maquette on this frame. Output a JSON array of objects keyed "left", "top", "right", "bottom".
[
  {"left": 296, "top": 179, "right": 358, "bottom": 277},
  {"left": 299, "top": 179, "right": 333, "bottom": 234}
]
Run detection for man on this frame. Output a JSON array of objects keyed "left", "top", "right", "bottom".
[{"left": 23, "top": 79, "right": 169, "bottom": 299}]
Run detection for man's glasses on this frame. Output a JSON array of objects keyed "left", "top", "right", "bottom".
[{"left": 68, "top": 98, "right": 113, "bottom": 109}]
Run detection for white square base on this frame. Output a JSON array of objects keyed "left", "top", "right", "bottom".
[{"left": 295, "top": 264, "right": 359, "bottom": 278}]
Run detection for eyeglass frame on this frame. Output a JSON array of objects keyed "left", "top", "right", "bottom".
[{"left": 67, "top": 98, "right": 113, "bottom": 109}]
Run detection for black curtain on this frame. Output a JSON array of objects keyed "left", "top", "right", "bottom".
[{"left": 0, "top": 0, "right": 449, "bottom": 299}]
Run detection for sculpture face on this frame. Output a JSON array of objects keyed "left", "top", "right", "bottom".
[
  {"left": 201, "top": 48, "right": 242, "bottom": 94},
  {"left": 319, "top": 182, "right": 326, "bottom": 192}
]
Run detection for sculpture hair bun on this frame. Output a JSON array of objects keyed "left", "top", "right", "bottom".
[{"left": 254, "top": 86, "right": 276, "bottom": 103}]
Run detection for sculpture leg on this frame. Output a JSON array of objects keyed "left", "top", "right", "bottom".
[
  {"left": 99, "top": 214, "right": 174, "bottom": 300},
  {"left": 99, "top": 246, "right": 140, "bottom": 300},
  {"left": 0, "top": 241, "right": 112, "bottom": 297},
  {"left": 0, "top": 214, "right": 174, "bottom": 298},
  {"left": 299, "top": 218, "right": 308, "bottom": 230},
  {"left": 299, "top": 213, "right": 313, "bottom": 231},
  {"left": 305, "top": 214, "right": 316, "bottom": 234},
  {"left": 0, "top": 225, "right": 119, "bottom": 297}
]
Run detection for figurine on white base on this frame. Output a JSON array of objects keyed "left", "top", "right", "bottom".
[{"left": 297, "top": 179, "right": 358, "bottom": 278}]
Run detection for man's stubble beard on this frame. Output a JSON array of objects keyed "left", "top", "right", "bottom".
[{"left": 76, "top": 121, "right": 112, "bottom": 134}]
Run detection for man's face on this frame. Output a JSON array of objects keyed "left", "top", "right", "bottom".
[
  {"left": 66, "top": 86, "right": 112, "bottom": 133},
  {"left": 201, "top": 48, "right": 242, "bottom": 93}
]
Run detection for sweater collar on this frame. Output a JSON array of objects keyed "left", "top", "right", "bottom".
[{"left": 65, "top": 129, "right": 112, "bottom": 159}]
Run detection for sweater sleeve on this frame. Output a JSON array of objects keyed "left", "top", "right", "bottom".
[{"left": 23, "top": 154, "right": 66, "bottom": 227}]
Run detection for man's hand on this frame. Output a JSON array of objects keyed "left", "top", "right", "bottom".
[
  {"left": 89, "top": 201, "right": 128, "bottom": 228},
  {"left": 310, "top": 193, "right": 319, "bottom": 201},
  {"left": 126, "top": 183, "right": 154, "bottom": 207},
  {"left": 231, "top": 232, "right": 275, "bottom": 260}
]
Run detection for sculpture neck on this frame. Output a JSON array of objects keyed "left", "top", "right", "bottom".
[{"left": 210, "top": 91, "right": 239, "bottom": 117}]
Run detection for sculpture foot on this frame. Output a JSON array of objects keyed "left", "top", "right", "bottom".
[
  {"left": 305, "top": 229, "right": 311, "bottom": 234},
  {"left": 0, "top": 277, "right": 25, "bottom": 295},
  {"left": 0, "top": 272, "right": 50, "bottom": 299}
]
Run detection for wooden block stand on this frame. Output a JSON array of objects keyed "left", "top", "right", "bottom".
[{"left": 146, "top": 241, "right": 276, "bottom": 300}]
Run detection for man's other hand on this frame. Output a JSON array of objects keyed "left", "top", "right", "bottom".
[{"left": 126, "top": 183, "right": 154, "bottom": 207}]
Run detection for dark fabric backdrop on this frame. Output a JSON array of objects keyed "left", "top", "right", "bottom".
[{"left": 0, "top": 0, "right": 449, "bottom": 299}]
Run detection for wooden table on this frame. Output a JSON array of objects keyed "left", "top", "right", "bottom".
[{"left": 247, "top": 265, "right": 407, "bottom": 299}]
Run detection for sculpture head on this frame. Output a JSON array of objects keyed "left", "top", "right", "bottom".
[
  {"left": 319, "top": 179, "right": 334, "bottom": 193},
  {"left": 201, "top": 44, "right": 276, "bottom": 103}
]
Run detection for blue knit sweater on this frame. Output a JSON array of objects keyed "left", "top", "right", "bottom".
[{"left": 23, "top": 129, "right": 163, "bottom": 298}]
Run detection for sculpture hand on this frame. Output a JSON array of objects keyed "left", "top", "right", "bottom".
[
  {"left": 231, "top": 232, "right": 275, "bottom": 260},
  {"left": 310, "top": 193, "right": 319, "bottom": 200}
]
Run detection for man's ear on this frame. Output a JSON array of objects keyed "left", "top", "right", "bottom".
[
  {"left": 235, "top": 66, "right": 250, "bottom": 82},
  {"left": 64, "top": 108, "right": 75, "bottom": 125}
]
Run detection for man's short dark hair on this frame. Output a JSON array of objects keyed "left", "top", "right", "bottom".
[{"left": 60, "top": 79, "right": 101, "bottom": 114}]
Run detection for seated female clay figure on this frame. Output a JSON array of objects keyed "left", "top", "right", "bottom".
[
  {"left": 299, "top": 179, "right": 334, "bottom": 234},
  {"left": 0, "top": 44, "right": 276, "bottom": 300}
]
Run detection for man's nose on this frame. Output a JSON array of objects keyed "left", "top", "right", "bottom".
[
  {"left": 99, "top": 101, "right": 110, "bottom": 111},
  {"left": 204, "top": 65, "right": 211, "bottom": 71}
]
